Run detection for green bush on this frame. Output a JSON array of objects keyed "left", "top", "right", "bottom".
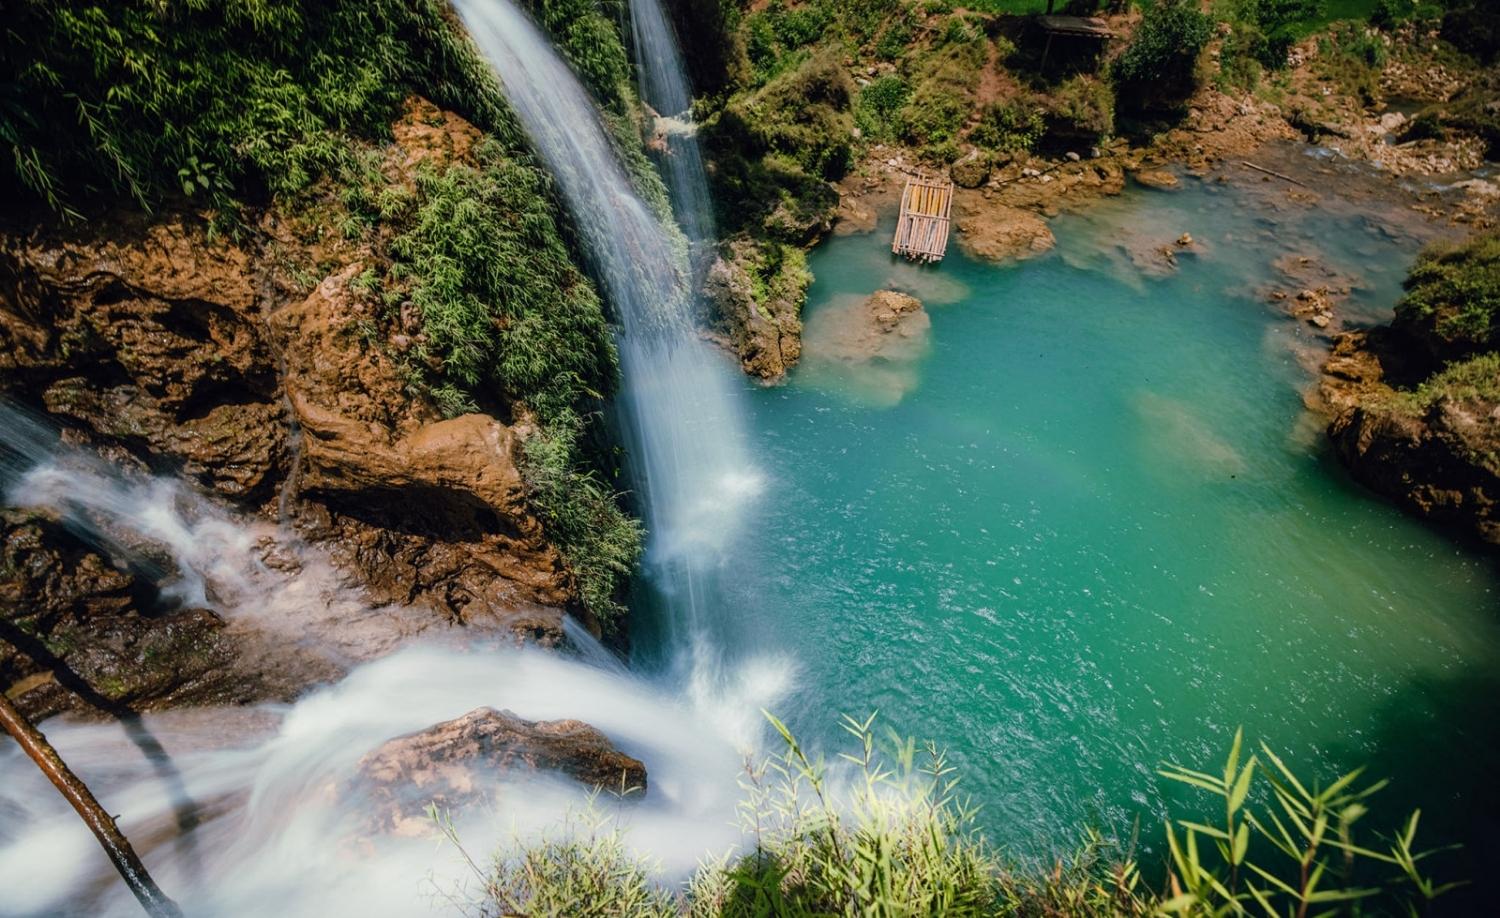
[
  {"left": 443, "top": 720, "right": 1463, "bottom": 917},
  {"left": 971, "top": 100, "right": 1046, "bottom": 153},
  {"left": 1393, "top": 231, "right": 1500, "bottom": 362},
  {"left": 521, "top": 0, "right": 635, "bottom": 115},
  {"left": 855, "top": 75, "right": 913, "bottom": 141},
  {"left": 724, "top": 52, "right": 856, "bottom": 181},
  {"left": 899, "top": 41, "right": 987, "bottom": 147},
  {"left": 1042, "top": 76, "right": 1116, "bottom": 145},
  {"left": 519, "top": 412, "right": 643, "bottom": 628},
  {"left": 1113, "top": 0, "right": 1214, "bottom": 101},
  {"left": 0, "top": 0, "right": 513, "bottom": 217},
  {"left": 380, "top": 142, "right": 617, "bottom": 423}
]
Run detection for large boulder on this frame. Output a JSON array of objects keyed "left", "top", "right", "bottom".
[
  {"left": 268, "top": 264, "right": 574, "bottom": 628},
  {"left": 1329, "top": 391, "right": 1500, "bottom": 545},
  {"left": 357, "top": 707, "right": 648, "bottom": 834}
]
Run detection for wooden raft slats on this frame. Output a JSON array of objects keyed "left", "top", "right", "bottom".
[{"left": 891, "top": 176, "right": 953, "bottom": 263}]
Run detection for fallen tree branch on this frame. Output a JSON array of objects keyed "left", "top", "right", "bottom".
[
  {"left": 0, "top": 691, "right": 184, "bottom": 917},
  {"left": 1239, "top": 160, "right": 1309, "bottom": 188}
]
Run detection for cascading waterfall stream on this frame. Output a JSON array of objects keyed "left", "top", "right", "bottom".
[
  {"left": 453, "top": 0, "right": 763, "bottom": 690},
  {"left": 627, "top": 0, "right": 717, "bottom": 244},
  {"left": 1, "top": 7, "right": 792, "bottom": 914}
]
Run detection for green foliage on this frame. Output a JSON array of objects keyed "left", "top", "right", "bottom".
[
  {"left": 899, "top": 40, "right": 987, "bottom": 147},
  {"left": 1393, "top": 231, "right": 1500, "bottom": 360},
  {"left": 381, "top": 141, "right": 618, "bottom": 424},
  {"left": 855, "top": 75, "right": 913, "bottom": 142},
  {"left": 519, "top": 413, "right": 644, "bottom": 627},
  {"left": 971, "top": 101, "right": 1047, "bottom": 154},
  {"left": 438, "top": 807, "right": 673, "bottom": 918},
  {"left": 1113, "top": 0, "right": 1214, "bottom": 101},
  {"left": 0, "top": 0, "right": 514, "bottom": 217},
  {"left": 1042, "top": 76, "right": 1116, "bottom": 145},
  {"left": 721, "top": 52, "right": 856, "bottom": 182},
  {"left": 1158, "top": 728, "right": 1464, "bottom": 915},
  {"left": 521, "top": 0, "right": 635, "bottom": 114},
  {"left": 445, "top": 720, "right": 1463, "bottom": 916}
]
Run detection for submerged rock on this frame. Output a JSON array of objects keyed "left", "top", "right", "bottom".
[
  {"left": 357, "top": 707, "right": 647, "bottom": 835},
  {"left": 954, "top": 204, "right": 1055, "bottom": 263}
]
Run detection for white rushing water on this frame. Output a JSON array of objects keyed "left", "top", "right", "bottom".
[
  {"left": 1, "top": 5, "right": 787, "bottom": 913},
  {"left": 0, "top": 405, "right": 792, "bottom": 916},
  {"left": 627, "top": 0, "right": 717, "bottom": 244},
  {"left": 453, "top": 0, "right": 762, "bottom": 687}
]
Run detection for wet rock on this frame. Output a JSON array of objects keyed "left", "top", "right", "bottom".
[
  {"left": 357, "top": 707, "right": 647, "bottom": 834},
  {"left": 1131, "top": 169, "right": 1180, "bottom": 190},
  {"left": 950, "top": 150, "right": 991, "bottom": 189},
  {"left": 0, "top": 511, "right": 310, "bottom": 720},
  {"left": 834, "top": 194, "right": 879, "bottom": 236},
  {"left": 954, "top": 204, "right": 1055, "bottom": 263},
  {"left": 1329, "top": 393, "right": 1500, "bottom": 545},
  {"left": 702, "top": 238, "right": 808, "bottom": 383},
  {"left": 269, "top": 264, "right": 573, "bottom": 625},
  {"left": 807, "top": 290, "right": 929, "bottom": 364}
]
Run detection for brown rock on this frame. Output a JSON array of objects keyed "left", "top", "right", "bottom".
[
  {"left": 356, "top": 707, "right": 647, "bottom": 834},
  {"left": 950, "top": 150, "right": 992, "bottom": 189},
  {"left": 1132, "top": 169, "right": 1180, "bottom": 190},
  {"left": 0, "top": 215, "right": 287, "bottom": 503},
  {"left": 954, "top": 205, "right": 1055, "bottom": 263},
  {"left": 703, "top": 238, "right": 807, "bottom": 382}
]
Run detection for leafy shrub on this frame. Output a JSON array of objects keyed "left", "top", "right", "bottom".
[
  {"left": 971, "top": 100, "right": 1047, "bottom": 153},
  {"left": 874, "top": 14, "right": 917, "bottom": 61},
  {"left": 445, "top": 719, "right": 1463, "bottom": 917},
  {"left": 1159, "top": 729, "right": 1464, "bottom": 915},
  {"left": 518, "top": 412, "right": 644, "bottom": 629},
  {"left": 521, "top": 0, "right": 635, "bottom": 114},
  {"left": 855, "top": 76, "right": 912, "bottom": 141},
  {"left": 1042, "top": 76, "right": 1116, "bottom": 145},
  {"left": 0, "top": 0, "right": 514, "bottom": 217},
  {"left": 1113, "top": 0, "right": 1214, "bottom": 102},
  {"left": 725, "top": 52, "right": 855, "bottom": 180},
  {"left": 382, "top": 141, "right": 618, "bottom": 424},
  {"left": 1393, "top": 231, "right": 1500, "bottom": 363},
  {"left": 899, "top": 40, "right": 987, "bottom": 146}
]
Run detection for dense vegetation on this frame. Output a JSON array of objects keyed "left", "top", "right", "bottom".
[
  {"left": 444, "top": 719, "right": 1463, "bottom": 916},
  {"left": 0, "top": 0, "right": 655, "bottom": 625}
]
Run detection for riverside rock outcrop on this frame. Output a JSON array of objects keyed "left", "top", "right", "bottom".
[
  {"left": 704, "top": 238, "right": 808, "bottom": 382},
  {"left": 356, "top": 707, "right": 648, "bottom": 834}
]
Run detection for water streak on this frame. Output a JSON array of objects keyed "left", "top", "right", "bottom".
[
  {"left": 453, "top": 0, "right": 761, "bottom": 685},
  {"left": 627, "top": 0, "right": 717, "bottom": 244}
]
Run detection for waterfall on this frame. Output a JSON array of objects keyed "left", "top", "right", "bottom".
[
  {"left": 627, "top": 0, "right": 717, "bottom": 244},
  {"left": 452, "top": 0, "right": 761, "bottom": 686}
]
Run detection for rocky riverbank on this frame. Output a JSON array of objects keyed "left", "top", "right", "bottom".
[{"left": 694, "top": 6, "right": 1498, "bottom": 384}]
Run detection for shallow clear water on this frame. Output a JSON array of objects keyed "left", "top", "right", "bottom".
[{"left": 676, "top": 173, "right": 1500, "bottom": 876}]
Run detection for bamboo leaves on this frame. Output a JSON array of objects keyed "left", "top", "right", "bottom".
[{"left": 1158, "top": 729, "right": 1462, "bottom": 918}]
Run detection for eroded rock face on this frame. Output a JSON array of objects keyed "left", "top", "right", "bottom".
[
  {"left": 356, "top": 707, "right": 647, "bottom": 834},
  {"left": 0, "top": 216, "right": 287, "bottom": 503},
  {"left": 269, "top": 263, "right": 574, "bottom": 626},
  {"left": 0, "top": 511, "right": 315, "bottom": 719},
  {"left": 1329, "top": 395, "right": 1500, "bottom": 544},
  {"left": 704, "top": 239, "right": 807, "bottom": 383},
  {"left": 0, "top": 96, "right": 590, "bottom": 717}
]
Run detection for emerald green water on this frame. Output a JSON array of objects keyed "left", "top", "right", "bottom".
[{"left": 713, "top": 171, "right": 1500, "bottom": 876}]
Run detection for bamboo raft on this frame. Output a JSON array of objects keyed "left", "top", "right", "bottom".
[{"left": 891, "top": 176, "right": 953, "bottom": 263}]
